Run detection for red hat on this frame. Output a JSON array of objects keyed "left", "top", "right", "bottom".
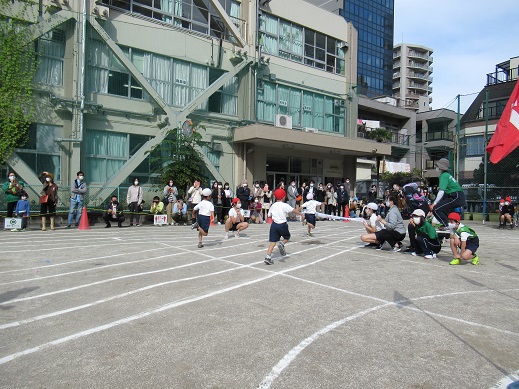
[
  {"left": 274, "top": 188, "right": 286, "bottom": 200},
  {"left": 500, "top": 198, "right": 505, "bottom": 203},
  {"left": 447, "top": 212, "right": 460, "bottom": 222},
  {"left": 506, "top": 196, "right": 512, "bottom": 202},
  {"left": 232, "top": 197, "right": 240, "bottom": 204}
]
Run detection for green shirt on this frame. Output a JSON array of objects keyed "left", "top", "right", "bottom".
[
  {"left": 416, "top": 221, "right": 438, "bottom": 240},
  {"left": 438, "top": 172, "right": 462, "bottom": 194}
]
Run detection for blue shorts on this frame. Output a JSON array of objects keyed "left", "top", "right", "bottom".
[
  {"left": 197, "top": 215, "right": 210, "bottom": 233},
  {"left": 465, "top": 237, "right": 479, "bottom": 254},
  {"left": 269, "top": 222, "right": 290, "bottom": 243},
  {"left": 305, "top": 214, "right": 316, "bottom": 226}
]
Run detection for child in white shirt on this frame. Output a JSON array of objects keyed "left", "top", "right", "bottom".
[
  {"left": 225, "top": 198, "right": 249, "bottom": 239},
  {"left": 192, "top": 188, "right": 215, "bottom": 248},
  {"left": 264, "top": 189, "right": 302, "bottom": 265},
  {"left": 301, "top": 193, "right": 321, "bottom": 236}
]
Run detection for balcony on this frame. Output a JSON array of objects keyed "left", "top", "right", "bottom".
[
  {"left": 408, "top": 72, "right": 432, "bottom": 82},
  {"left": 426, "top": 130, "right": 453, "bottom": 142},
  {"left": 407, "top": 62, "right": 432, "bottom": 72},
  {"left": 392, "top": 133, "right": 410, "bottom": 146},
  {"left": 408, "top": 51, "right": 432, "bottom": 61},
  {"left": 486, "top": 67, "right": 519, "bottom": 85},
  {"left": 407, "top": 82, "right": 429, "bottom": 91},
  {"left": 393, "top": 62, "right": 401, "bottom": 69}
]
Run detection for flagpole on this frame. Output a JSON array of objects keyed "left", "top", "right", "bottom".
[
  {"left": 455, "top": 94, "right": 460, "bottom": 181},
  {"left": 482, "top": 88, "right": 489, "bottom": 224}
]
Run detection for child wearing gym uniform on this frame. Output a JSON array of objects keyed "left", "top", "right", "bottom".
[
  {"left": 301, "top": 193, "right": 321, "bottom": 236},
  {"left": 192, "top": 188, "right": 215, "bottom": 248},
  {"left": 447, "top": 212, "right": 480, "bottom": 265}
]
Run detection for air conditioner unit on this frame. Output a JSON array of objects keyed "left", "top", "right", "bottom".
[
  {"left": 275, "top": 114, "right": 292, "bottom": 129},
  {"left": 303, "top": 127, "right": 319, "bottom": 133}
]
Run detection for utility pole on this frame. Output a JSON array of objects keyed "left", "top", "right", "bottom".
[
  {"left": 482, "top": 88, "right": 489, "bottom": 224},
  {"left": 455, "top": 94, "right": 461, "bottom": 181}
]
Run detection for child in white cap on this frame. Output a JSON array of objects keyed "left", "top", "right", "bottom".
[
  {"left": 192, "top": 188, "right": 215, "bottom": 248},
  {"left": 361, "top": 202, "right": 384, "bottom": 247},
  {"left": 301, "top": 192, "right": 321, "bottom": 236}
]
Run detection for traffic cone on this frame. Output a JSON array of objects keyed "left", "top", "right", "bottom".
[
  {"left": 78, "top": 206, "right": 90, "bottom": 230},
  {"left": 343, "top": 207, "right": 350, "bottom": 222}
]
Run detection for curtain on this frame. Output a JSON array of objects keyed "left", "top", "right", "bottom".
[
  {"left": 302, "top": 91, "right": 313, "bottom": 128},
  {"left": 221, "top": 76, "right": 238, "bottom": 115},
  {"left": 277, "top": 85, "right": 289, "bottom": 115},
  {"left": 313, "top": 94, "right": 324, "bottom": 130},
  {"left": 289, "top": 89, "right": 301, "bottom": 127},
  {"left": 85, "top": 130, "right": 127, "bottom": 183},
  {"left": 151, "top": 54, "right": 172, "bottom": 105},
  {"left": 35, "top": 37, "right": 64, "bottom": 85},
  {"left": 173, "top": 61, "right": 190, "bottom": 106},
  {"left": 292, "top": 24, "right": 303, "bottom": 59},
  {"left": 259, "top": 14, "right": 278, "bottom": 55},
  {"left": 160, "top": 0, "right": 172, "bottom": 22},
  {"left": 191, "top": 63, "right": 208, "bottom": 110},
  {"left": 87, "top": 40, "right": 111, "bottom": 93},
  {"left": 257, "top": 81, "right": 276, "bottom": 122}
]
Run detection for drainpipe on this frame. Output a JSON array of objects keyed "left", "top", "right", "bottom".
[{"left": 243, "top": 143, "right": 247, "bottom": 181}]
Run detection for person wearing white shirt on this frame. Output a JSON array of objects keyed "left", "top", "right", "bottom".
[
  {"left": 301, "top": 193, "right": 321, "bottom": 236},
  {"left": 264, "top": 189, "right": 302, "bottom": 265},
  {"left": 192, "top": 188, "right": 215, "bottom": 248},
  {"left": 224, "top": 198, "right": 249, "bottom": 239},
  {"left": 361, "top": 202, "right": 384, "bottom": 247}
]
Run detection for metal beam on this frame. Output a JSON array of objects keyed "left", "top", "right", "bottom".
[
  {"left": 206, "top": 0, "right": 247, "bottom": 49},
  {"left": 7, "top": 153, "right": 43, "bottom": 201},
  {"left": 88, "top": 17, "right": 252, "bottom": 201},
  {"left": 24, "top": 11, "right": 73, "bottom": 44}
]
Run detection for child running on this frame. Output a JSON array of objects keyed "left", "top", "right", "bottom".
[
  {"left": 264, "top": 188, "right": 302, "bottom": 265},
  {"left": 301, "top": 193, "right": 321, "bottom": 236},
  {"left": 447, "top": 212, "right": 480, "bottom": 265},
  {"left": 192, "top": 188, "right": 214, "bottom": 248}
]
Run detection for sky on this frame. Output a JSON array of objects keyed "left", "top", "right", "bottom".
[{"left": 394, "top": 0, "right": 519, "bottom": 113}]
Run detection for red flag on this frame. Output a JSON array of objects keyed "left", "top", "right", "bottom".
[{"left": 486, "top": 80, "right": 519, "bottom": 163}]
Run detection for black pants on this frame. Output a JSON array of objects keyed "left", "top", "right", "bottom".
[
  {"left": 433, "top": 191, "right": 466, "bottom": 226},
  {"left": 103, "top": 213, "right": 125, "bottom": 225},
  {"left": 7, "top": 201, "right": 17, "bottom": 218},
  {"left": 128, "top": 202, "right": 140, "bottom": 224},
  {"left": 376, "top": 229, "right": 406, "bottom": 248},
  {"left": 414, "top": 234, "right": 442, "bottom": 256}
]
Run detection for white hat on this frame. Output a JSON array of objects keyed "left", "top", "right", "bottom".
[
  {"left": 306, "top": 193, "right": 314, "bottom": 200},
  {"left": 201, "top": 188, "right": 212, "bottom": 197},
  {"left": 411, "top": 209, "right": 426, "bottom": 217},
  {"left": 366, "top": 202, "right": 378, "bottom": 211}
]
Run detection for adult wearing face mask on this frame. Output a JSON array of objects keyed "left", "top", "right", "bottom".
[
  {"left": 211, "top": 181, "right": 225, "bottom": 224},
  {"left": 337, "top": 183, "right": 350, "bottom": 218},
  {"left": 103, "top": 195, "right": 125, "bottom": 228},
  {"left": 187, "top": 179, "right": 203, "bottom": 226},
  {"left": 286, "top": 180, "right": 298, "bottom": 221},
  {"left": 429, "top": 158, "right": 465, "bottom": 229},
  {"left": 68, "top": 171, "right": 87, "bottom": 228},
  {"left": 38, "top": 171, "right": 59, "bottom": 231},
  {"left": 251, "top": 180, "right": 264, "bottom": 199},
  {"left": 374, "top": 195, "right": 406, "bottom": 251},
  {"left": 303, "top": 180, "right": 316, "bottom": 201},
  {"left": 407, "top": 209, "right": 441, "bottom": 258},
  {"left": 3, "top": 172, "right": 25, "bottom": 217},
  {"left": 368, "top": 185, "right": 378, "bottom": 203},
  {"left": 261, "top": 184, "right": 272, "bottom": 222},
  {"left": 126, "top": 177, "right": 143, "bottom": 226},
  {"left": 223, "top": 182, "right": 233, "bottom": 220},
  {"left": 344, "top": 178, "right": 352, "bottom": 198},
  {"left": 499, "top": 196, "right": 515, "bottom": 229},
  {"left": 315, "top": 183, "right": 326, "bottom": 216},
  {"left": 236, "top": 179, "right": 251, "bottom": 211},
  {"left": 163, "top": 179, "right": 178, "bottom": 225},
  {"left": 224, "top": 198, "right": 249, "bottom": 239}
]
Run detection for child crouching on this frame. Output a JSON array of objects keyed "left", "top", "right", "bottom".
[{"left": 447, "top": 212, "right": 479, "bottom": 265}]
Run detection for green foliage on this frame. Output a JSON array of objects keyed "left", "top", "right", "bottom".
[
  {"left": 381, "top": 171, "right": 422, "bottom": 187},
  {"left": 148, "top": 126, "right": 209, "bottom": 196},
  {"left": 0, "top": 8, "right": 36, "bottom": 164},
  {"left": 472, "top": 147, "right": 519, "bottom": 186},
  {"left": 366, "top": 128, "right": 392, "bottom": 143}
]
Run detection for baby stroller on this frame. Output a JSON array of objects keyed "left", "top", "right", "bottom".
[{"left": 402, "top": 183, "right": 429, "bottom": 219}]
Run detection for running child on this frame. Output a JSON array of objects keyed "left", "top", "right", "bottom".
[
  {"left": 264, "top": 188, "right": 302, "bottom": 265},
  {"left": 447, "top": 212, "right": 479, "bottom": 265},
  {"left": 225, "top": 198, "right": 249, "bottom": 238},
  {"left": 192, "top": 188, "right": 214, "bottom": 248},
  {"left": 301, "top": 193, "right": 321, "bottom": 236}
]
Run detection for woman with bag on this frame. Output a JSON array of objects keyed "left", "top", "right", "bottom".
[
  {"left": 3, "top": 172, "right": 25, "bottom": 217},
  {"left": 39, "top": 171, "right": 59, "bottom": 231},
  {"left": 126, "top": 177, "right": 143, "bottom": 226},
  {"left": 163, "top": 179, "right": 178, "bottom": 225}
]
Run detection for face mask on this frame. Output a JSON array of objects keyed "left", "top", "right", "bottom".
[
  {"left": 243, "top": 184, "right": 248, "bottom": 187},
  {"left": 500, "top": 202, "right": 505, "bottom": 207},
  {"left": 46, "top": 177, "right": 51, "bottom": 182},
  {"left": 255, "top": 199, "right": 259, "bottom": 203},
  {"left": 435, "top": 167, "right": 440, "bottom": 172},
  {"left": 386, "top": 201, "right": 390, "bottom": 207},
  {"left": 78, "top": 176, "right": 84, "bottom": 181},
  {"left": 8, "top": 176, "right": 15, "bottom": 181},
  {"left": 340, "top": 186, "right": 344, "bottom": 189},
  {"left": 310, "top": 183, "right": 314, "bottom": 187},
  {"left": 505, "top": 202, "right": 510, "bottom": 206},
  {"left": 218, "top": 185, "right": 222, "bottom": 188},
  {"left": 393, "top": 185, "right": 398, "bottom": 190},
  {"left": 225, "top": 185, "right": 229, "bottom": 189},
  {"left": 346, "top": 180, "right": 350, "bottom": 183},
  {"left": 112, "top": 200, "right": 118, "bottom": 204},
  {"left": 237, "top": 203, "right": 242, "bottom": 209},
  {"left": 448, "top": 223, "right": 457, "bottom": 230},
  {"left": 291, "top": 183, "right": 296, "bottom": 187},
  {"left": 412, "top": 217, "right": 421, "bottom": 225},
  {"left": 134, "top": 181, "right": 139, "bottom": 185},
  {"left": 255, "top": 184, "right": 259, "bottom": 188},
  {"left": 169, "top": 182, "right": 173, "bottom": 186},
  {"left": 319, "top": 186, "right": 323, "bottom": 189},
  {"left": 21, "top": 196, "right": 27, "bottom": 200}
]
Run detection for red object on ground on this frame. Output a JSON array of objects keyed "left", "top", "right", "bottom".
[
  {"left": 343, "top": 207, "right": 350, "bottom": 222},
  {"left": 78, "top": 206, "right": 90, "bottom": 230}
]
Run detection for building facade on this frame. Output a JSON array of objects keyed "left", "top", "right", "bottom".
[
  {"left": 393, "top": 43, "right": 433, "bottom": 112},
  {"left": 341, "top": 0, "right": 394, "bottom": 98},
  {"left": 1, "top": 0, "right": 394, "bottom": 207}
]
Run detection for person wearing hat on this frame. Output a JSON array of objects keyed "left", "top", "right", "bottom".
[
  {"left": 447, "top": 212, "right": 479, "bottom": 265},
  {"left": 301, "top": 192, "right": 322, "bottom": 236},
  {"left": 264, "top": 188, "right": 302, "bottom": 265},
  {"left": 499, "top": 196, "right": 515, "bottom": 229},
  {"left": 360, "top": 202, "right": 384, "bottom": 247},
  {"left": 224, "top": 198, "right": 249, "bottom": 239},
  {"left": 430, "top": 158, "right": 465, "bottom": 229},
  {"left": 191, "top": 188, "right": 215, "bottom": 248},
  {"left": 38, "top": 171, "right": 59, "bottom": 231},
  {"left": 407, "top": 209, "right": 442, "bottom": 259}
]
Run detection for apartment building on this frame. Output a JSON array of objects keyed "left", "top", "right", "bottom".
[
  {"left": 393, "top": 43, "right": 433, "bottom": 112},
  {"left": 1, "top": 0, "right": 394, "bottom": 204}
]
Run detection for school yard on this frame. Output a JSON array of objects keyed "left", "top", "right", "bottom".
[{"left": 0, "top": 219, "right": 518, "bottom": 388}]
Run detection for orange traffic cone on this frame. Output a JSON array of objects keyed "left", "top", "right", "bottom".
[
  {"left": 78, "top": 206, "right": 90, "bottom": 230},
  {"left": 343, "top": 207, "right": 350, "bottom": 222}
]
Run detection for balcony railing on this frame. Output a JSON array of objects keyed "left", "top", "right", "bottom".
[
  {"left": 392, "top": 133, "right": 410, "bottom": 146},
  {"left": 486, "top": 67, "right": 519, "bottom": 85},
  {"left": 426, "top": 130, "right": 453, "bottom": 142}
]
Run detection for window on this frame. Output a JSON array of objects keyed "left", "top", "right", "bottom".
[
  {"left": 85, "top": 130, "right": 128, "bottom": 183},
  {"left": 465, "top": 136, "right": 485, "bottom": 157},
  {"left": 201, "top": 144, "right": 221, "bottom": 171},
  {"left": 257, "top": 81, "right": 345, "bottom": 134},
  {"left": 35, "top": 30, "right": 65, "bottom": 86},
  {"left": 16, "top": 123, "right": 62, "bottom": 179},
  {"left": 208, "top": 69, "right": 238, "bottom": 115},
  {"left": 477, "top": 99, "right": 507, "bottom": 119}
]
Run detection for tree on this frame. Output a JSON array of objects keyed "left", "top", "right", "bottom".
[
  {"left": 0, "top": 1, "right": 37, "bottom": 164},
  {"left": 366, "top": 127, "right": 392, "bottom": 143},
  {"left": 147, "top": 125, "right": 209, "bottom": 196}
]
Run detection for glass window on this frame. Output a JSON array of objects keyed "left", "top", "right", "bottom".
[
  {"left": 35, "top": 30, "right": 65, "bottom": 86},
  {"left": 85, "top": 130, "right": 128, "bottom": 183},
  {"left": 466, "top": 136, "right": 485, "bottom": 157}
]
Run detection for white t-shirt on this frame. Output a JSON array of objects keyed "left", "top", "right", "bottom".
[
  {"left": 193, "top": 200, "right": 214, "bottom": 216},
  {"left": 369, "top": 213, "right": 385, "bottom": 231},
  {"left": 268, "top": 201, "right": 294, "bottom": 224},
  {"left": 301, "top": 200, "right": 321, "bottom": 214},
  {"left": 228, "top": 207, "right": 242, "bottom": 222}
]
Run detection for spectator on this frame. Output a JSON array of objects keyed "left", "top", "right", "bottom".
[
  {"left": 368, "top": 185, "right": 377, "bottom": 203},
  {"left": 499, "top": 196, "right": 515, "bottom": 229},
  {"left": 39, "top": 171, "right": 59, "bottom": 231},
  {"left": 325, "top": 184, "right": 337, "bottom": 217},
  {"left": 163, "top": 179, "right": 178, "bottom": 225},
  {"left": 249, "top": 196, "right": 263, "bottom": 224},
  {"left": 337, "top": 183, "right": 350, "bottom": 217},
  {"left": 104, "top": 195, "right": 125, "bottom": 228},
  {"left": 3, "top": 172, "right": 25, "bottom": 217},
  {"left": 187, "top": 180, "right": 203, "bottom": 226},
  {"left": 172, "top": 198, "right": 188, "bottom": 225},
  {"left": 127, "top": 177, "right": 143, "bottom": 227},
  {"left": 12, "top": 191, "right": 30, "bottom": 232},
  {"left": 222, "top": 182, "right": 233, "bottom": 221},
  {"left": 236, "top": 180, "right": 251, "bottom": 211},
  {"left": 261, "top": 184, "right": 272, "bottom": 222},
  {"left": 146, "top": 196, "right": 165, "bottom": 224},
  {"left": 210, "top": 181, "right": 224, "bottom": 225},
  {"left": 68, "top": 171, "right": 87, "bottom": 228}
]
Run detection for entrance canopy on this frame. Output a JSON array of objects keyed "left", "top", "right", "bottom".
[{"left": 234, "top": 124, "right": 391, "bottom": 157}]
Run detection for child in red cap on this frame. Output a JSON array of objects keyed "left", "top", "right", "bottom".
[
  {"left": 499, "top": 196, "right": 515, "bottom": 229},
  {"left": 447, "top": 212, "right": 479, "bottom": 265},
  {"left": 264, "top": 189, "right": 302, "bottom": 265},
  {"left": 224, "top": 198, "right": 249, "bottom": 239}
]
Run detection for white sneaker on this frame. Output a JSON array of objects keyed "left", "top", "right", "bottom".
[
  {"left": 224, "top": 232, "right": 229, "bottom": 239},
  {"left": 234, "top": 231, "right": 240, "bottom": 238},
  {"left": 218, "top": 222, "right": 221, "bottom": 225},
  {"left": 424, "top": 254, "right": 437, "bottom": 259}
]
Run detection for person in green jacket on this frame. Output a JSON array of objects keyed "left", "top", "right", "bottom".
[
  {"left": 408, "top": 209, "right": 442, "bottom": 259},
  {"left": 3, "top": 172, "right": 25, "bottom": 217}
]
